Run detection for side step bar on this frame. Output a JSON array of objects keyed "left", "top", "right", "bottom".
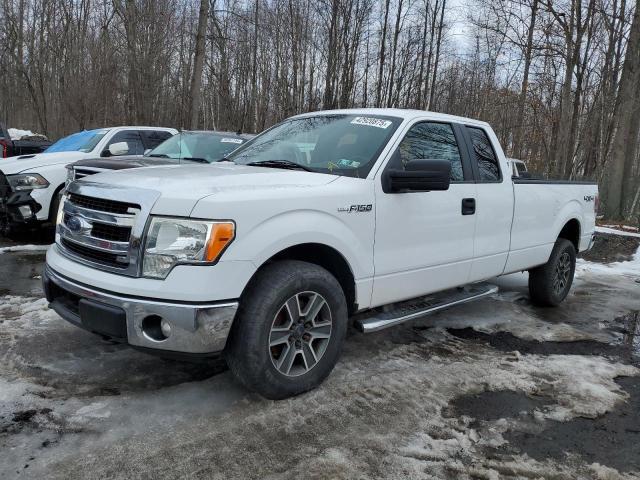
[{"left": 354, "top": 283, "right": 498, "bottom": 333}]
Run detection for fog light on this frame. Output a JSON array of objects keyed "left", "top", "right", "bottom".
[
  {"left": 18, "top": 205, "right": 32, "bottom": 218},
  {"left": 160, "top": 319, "right": 171, "bottom": 338}
]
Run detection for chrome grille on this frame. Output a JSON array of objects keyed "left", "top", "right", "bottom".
[
  {"left": 61, "top": 238, "right": 127, "bottom": 268},
  {"left": 68, "top": 192, "right": 139, "bottom": 214},
  {"left": 57, "top": 182, "right": 160, "bottom": 277}
]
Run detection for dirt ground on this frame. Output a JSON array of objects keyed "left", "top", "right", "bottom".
[{"left": 0, "top": 233, "right": 639, "bottom": 479}]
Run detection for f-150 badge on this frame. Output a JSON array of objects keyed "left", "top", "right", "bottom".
[{"left": 338, "top": 204, "right": 373, "bottom": 213}]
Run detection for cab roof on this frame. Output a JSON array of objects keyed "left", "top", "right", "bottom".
[{"left": 292, "top": 108, "right": 491, "bottom": 128}]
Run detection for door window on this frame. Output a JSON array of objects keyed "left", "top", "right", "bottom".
[
  {"left": 141, "top": 130, "right": 173, "bottom": 150},
  {"left": 467, "top": 127, "right": 501, "bottom": 182},
  {"left": 392, "top": 122, "right": 464, "bottom": 182},
  {"left": 106, "top": 130, "right": 145, "bottom": 155}
]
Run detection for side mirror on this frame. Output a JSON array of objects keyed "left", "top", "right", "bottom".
[
  {"left": 383, "top": 159, "right": 451, "bottom": 193},
  {"left": 103, "top": 142, "right": 129, "bottom": 157}
]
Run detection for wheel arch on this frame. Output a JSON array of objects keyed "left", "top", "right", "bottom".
[
  {"left": 248, "top": 243, "right": 358, "bottom": 315},
  {"left": 48, "top": 183, "right": 66, "bottom": 221},
  {"left": 557, "top": 218, "right": 581, "bottom": 251}
]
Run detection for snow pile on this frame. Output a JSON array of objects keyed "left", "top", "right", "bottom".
[
  {"left": 8, "top": 128, "right": 36, "bottom": 140},
  {"left": 0, "top": 244, "right": 50, "bottom": 254},
  {"left": 0, "top": 295, "right": 58, "bottom": 328}
]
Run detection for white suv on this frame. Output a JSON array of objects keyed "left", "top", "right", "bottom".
[{"left": 0, "top": 126, "right": 177, "bottom": 235}]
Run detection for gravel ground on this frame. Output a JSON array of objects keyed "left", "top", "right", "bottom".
[{"left": 1, "top": 233, "right": 639, "bottom": 479}]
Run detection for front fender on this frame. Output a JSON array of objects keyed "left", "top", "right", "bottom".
[
  {"left": 24, "top": 164, "right": 68, "bottom": 220},
  {"left": 227, "top": 209, "right": 374, "bottom": 281}
]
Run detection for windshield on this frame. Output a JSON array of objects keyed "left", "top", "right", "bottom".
[
  {"left": 229, "top": 114, "right": 402, "bottom": 177},
  {"left": 148, "top": 132, "right": 246, "bottom": 162},
  {"left": 45, "top": 129, "right": 108, "bottom": 153}
]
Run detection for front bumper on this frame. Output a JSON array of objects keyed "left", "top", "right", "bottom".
[
  {"left": 0, "top": 190, "right": 42, "bottom": 232},
  {"left": 43, "top": 265, "right": 238, "bottom": 355}
]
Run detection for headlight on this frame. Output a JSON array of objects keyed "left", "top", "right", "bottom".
[
  {"left": 7, "top": 173, "right": 50, "bottom": 191},
  {"left": 142, "top": 217, "right": 235, "bottom": 279},
  {"left": 65, "top": 167, "right": 74, "bottom": 187}
]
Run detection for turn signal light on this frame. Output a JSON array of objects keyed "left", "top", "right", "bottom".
[{"left": 205, "top": 222, "right": 235, "bottom": 262}]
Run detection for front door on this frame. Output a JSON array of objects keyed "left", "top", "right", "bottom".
[{"left": 371, "top": 120, "right": 477, "bottom": 307}]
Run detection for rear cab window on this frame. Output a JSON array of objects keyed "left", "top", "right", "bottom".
[
  {"left": 466, "top": 126, "right": 501, "bottom": 182},
  {"left": 141, "top": 130, "right": 174, "bottom": 150}
]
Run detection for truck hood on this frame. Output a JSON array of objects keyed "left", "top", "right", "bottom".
[
  {"left": 0, "top": 151, "right": 90, "bottom": 174},
  {"left": 71, "top": 156, "right": 177, "bottom": 170},
  {"left": 81, "top": 163, "right": 339, "bottom": 216}
]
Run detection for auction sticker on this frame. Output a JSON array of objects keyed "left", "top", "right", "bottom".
[
  {"left": 221, "top": 138, "right": 243, "bottom": 144},
  {"left": 350, "top": 117, "right": 392, "bottom": 129}
]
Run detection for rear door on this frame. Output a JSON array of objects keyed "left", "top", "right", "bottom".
[
  {"left": 460, "top": 125, "right": 513, "bottom": 281},
  {"left": 371, "top": 120, "right": 477, "bottom": 307}
]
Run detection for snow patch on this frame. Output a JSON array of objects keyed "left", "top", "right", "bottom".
[
  {"left": 577, "top": 239, "right": 640, "bottom": 277},
  {"left": 0, "top": 295, "right": 58, "bottom": 328},
  {"left": 596, "top": 226, "right": 640, "bottom": 238},
  {"left": 0, "top": 244, "right": 51, "bottom": 254},
  {"left": 7, "top": 127, "right": 36, "bottom": 140}
]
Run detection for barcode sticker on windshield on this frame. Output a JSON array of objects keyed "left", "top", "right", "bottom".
[
  {"left": 221, "top": 138, "right": 243, "bottom": 144},
  {"left": 350, "top": 117, "right": 392, "bottom": 129}
]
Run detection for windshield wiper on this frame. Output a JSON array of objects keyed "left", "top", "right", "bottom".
[
  {"left": 246, "top": 160, "right": 313, "bottom": 172},
  {"left": 148, "top": 153, "right": 169, "bottom": 158},
  {"left": 182, "top": 157, "right": 209, "bottom": 164}
]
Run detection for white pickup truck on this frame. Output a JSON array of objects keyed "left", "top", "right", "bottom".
[
  {"left": 0, "top": 126, "right": 176, "bottom": 235},
  {"left": 43, "top": 109, "right": 598, "bottom": 399}
]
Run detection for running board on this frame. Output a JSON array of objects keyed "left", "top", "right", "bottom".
[{"left": 354, "top": 283, "right": 498, "bottom": 333}]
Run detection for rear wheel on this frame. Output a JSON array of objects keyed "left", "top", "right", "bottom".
[
  {"left": 528, "top": 238, "right": 576, "bottom": 306},
  {"left": 225, "top": 260, "right": 348, "bottom": 399}
]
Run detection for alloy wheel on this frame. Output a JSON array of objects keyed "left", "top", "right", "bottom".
[{"left": 268, "top": 291, "right": 333, "bottom": 377}]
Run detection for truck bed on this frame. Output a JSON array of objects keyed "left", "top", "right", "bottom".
[{"left": 505, "top": 179, "right": 598, "bottom": 274}]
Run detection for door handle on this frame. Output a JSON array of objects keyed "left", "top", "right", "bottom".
[{"left": 462, "top": 198, "right": 476, "bottom": 215}]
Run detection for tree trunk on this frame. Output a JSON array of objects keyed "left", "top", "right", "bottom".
[
  {"left": 189, "top": 0, "right": 209, "bottom": 129},
  {"left": 604, "top": 0, "right": 640, "bottom": 219},
  {"left": 375, "top": 0, "right": 391, "bottom": 107},
  {"left": 514, "top": 0, "right": 538, "bottom": 158},
  {"left": 428, "top": 0, "right": 446, "bottom": 110}
]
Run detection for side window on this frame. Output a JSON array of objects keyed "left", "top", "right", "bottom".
[
  {"left": 394, "top": 122, "right": 464, "bottom": 182},
  {"left": 106, "top": 130, "right": 145, "bottom": 155},
  {"left": 141, "top": 130, "right": 173, "bottom": 150},
  {"left": 467, "top": 127, "right": 501, "bottom": 182}
]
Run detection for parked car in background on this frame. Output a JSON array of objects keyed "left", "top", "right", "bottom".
[
  {"left": 67, "top": 131, "right": 253, "bottom": 183},
  {"left": 44, "top": 109, "right": 598, "bottom": 399},
  {"left": 508, "top": 158, "right": 529, "bottom": 177},
  {"left": 0, "top": 126, "right": 177, "bottom": 236},
  {"left": 0, "top": 123, "right": 51, "bottom": 158}
]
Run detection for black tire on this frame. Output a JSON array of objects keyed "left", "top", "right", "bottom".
[
  {"left": 528, "top": 238, "right": 576, "bottom": 306},
  {"left": 225, "top": 260, "right": 348, "bottom": 399}
]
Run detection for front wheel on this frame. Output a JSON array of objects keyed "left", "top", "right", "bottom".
[
  {"left": 225, "top": 260, "right": 348, "bottom": 399},
  {"left": 528, "top": 238, "right": 576, "bottom": 306}
]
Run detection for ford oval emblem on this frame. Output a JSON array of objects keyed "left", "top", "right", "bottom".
[{"left": 66, "top": 215, "right": 83, "bottom": 233}]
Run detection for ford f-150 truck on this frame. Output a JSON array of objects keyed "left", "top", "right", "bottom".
[
  {"left": 0, "top": 126, "right": 176, "bottom": 235},
  {"left": 43, "top": 109, "right": 598, "bottom": 399}
]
